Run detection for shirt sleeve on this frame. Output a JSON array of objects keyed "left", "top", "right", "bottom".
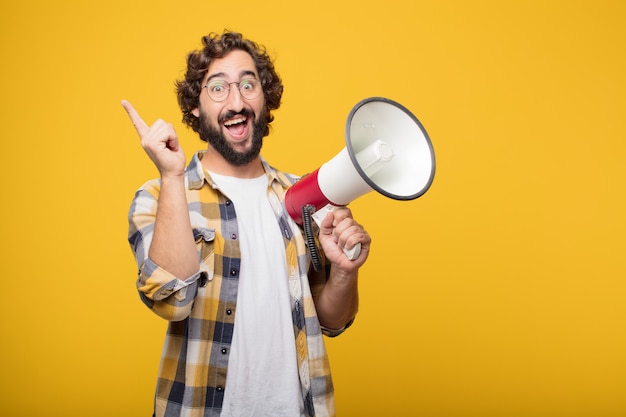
[
  {"left": 307, "top": 252, "right": 355, "bottom": 337},
  {"left": 127, "top": 181, "right": 205, "bottom": 321}
]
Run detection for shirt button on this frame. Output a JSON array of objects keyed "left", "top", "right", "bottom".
[
  {"left": 230, "top": 268, "right": 238, "bottom": 276},
  {"left": 231, "top": 233, "right": 237, "bottom": 240},
  {"left": 225, "top": 200, "right": 232, "bottom": 206},
  {"left": 216, "top": 386, "right": 223, "bottom": 392},
  {"left": 226, "top": 309, "right": 232, "bottom": 315},
  {"left": 221, "top": 348, "right": 228, "bottom": 354}
]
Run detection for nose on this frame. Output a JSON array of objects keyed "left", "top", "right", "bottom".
[{"left": 224, "top": 83, "right": 245, "bottom": 112}]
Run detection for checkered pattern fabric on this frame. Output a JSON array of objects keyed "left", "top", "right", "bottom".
[{"left": 128, "top": 152, "right": 342, "bottom": 417}]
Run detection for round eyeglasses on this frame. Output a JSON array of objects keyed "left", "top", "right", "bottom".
[{"left": 203, "top": 78, "right": 262, "bottom": 102}]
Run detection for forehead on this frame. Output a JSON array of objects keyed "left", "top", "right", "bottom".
[{"left": 205, "top": 49, "right": 258, "bottom": 82}]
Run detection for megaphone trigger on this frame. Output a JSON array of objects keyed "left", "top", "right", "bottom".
[{"left": 310, "top": 203, "right": 339, "bottom": 227}]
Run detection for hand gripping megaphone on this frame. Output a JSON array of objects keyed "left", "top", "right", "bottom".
[{"left": 284, "top": 97, "right": 436, "bottom": 269}]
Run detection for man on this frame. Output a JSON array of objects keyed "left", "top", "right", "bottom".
[{"left": 123, "top": 31, "right": 371, "bottom": 417}]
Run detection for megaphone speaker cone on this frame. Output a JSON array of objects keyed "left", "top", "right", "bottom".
[{"left": 345, "top": 97, "right": 436, "bottom": 200}]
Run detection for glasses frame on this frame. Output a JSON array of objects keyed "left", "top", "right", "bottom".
[{"left": 202, "top": 78, "right": 262, "bottom": 102}]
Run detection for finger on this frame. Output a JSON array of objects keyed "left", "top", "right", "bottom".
[
  {"left": 330, "top": 207, "right": 353, "bottom": 226},
  {"left": 332, "top": 214, "right": 359, "bottom": 236},
  {"left": 148, "top": 119, "right": 180, "bottom": 151},
  {"left": 121, "top": 99, "right": 149, "bottom": 137},
  {"left": 318, "top": 212, "right": 336, "bottom": 236},
  {"left": 337, "top": 223, "right": 363, "bottom": 246}
]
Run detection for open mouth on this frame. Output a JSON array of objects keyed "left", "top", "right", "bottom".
[{"left": 223, "top": 114, "right": 249, "bottom": 137}]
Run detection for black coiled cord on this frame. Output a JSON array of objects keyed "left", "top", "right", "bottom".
[{"left": 302, "top": 204, "right": 323, "bottom": 272}]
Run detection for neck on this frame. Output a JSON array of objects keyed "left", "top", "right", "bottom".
[{"left": 201, "top": 148, "right": 264, "bottom": 178}]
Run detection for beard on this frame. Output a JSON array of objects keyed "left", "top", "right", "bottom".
[{"left": 197, "top": 108, "right": 266, "bottom": 167}]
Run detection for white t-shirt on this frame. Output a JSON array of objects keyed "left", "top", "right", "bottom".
[{"left": 210, "top": 172, "right": 305, "bottom": 417}]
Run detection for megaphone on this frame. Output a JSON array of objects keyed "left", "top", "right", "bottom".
[{"left": 284, "top": 97, "right": 436, "bottom": 266}]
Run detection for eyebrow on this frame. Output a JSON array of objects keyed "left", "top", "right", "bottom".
[{"left": 206, "top": 70, "right": 257, "bottom": 83}]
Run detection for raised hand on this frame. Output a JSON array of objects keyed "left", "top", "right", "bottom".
[{"left": 121, "top": 100, "right": 187, "bottom": 177}]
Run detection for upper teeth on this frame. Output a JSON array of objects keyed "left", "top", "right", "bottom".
[{"left": 225, "top": 117, "right": 246, "bottom": 126}]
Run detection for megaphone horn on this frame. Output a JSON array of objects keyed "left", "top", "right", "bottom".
[{"left": 285, "top": 97, "right": 436, "bottom": 265}]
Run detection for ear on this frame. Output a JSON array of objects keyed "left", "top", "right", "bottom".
[{"left": 192, "top": 108, "right": 200, "bottom": 117}]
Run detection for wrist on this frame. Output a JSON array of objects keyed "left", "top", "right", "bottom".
[{"left": 160, "top": 172, "right": 186, "bottom": 184}]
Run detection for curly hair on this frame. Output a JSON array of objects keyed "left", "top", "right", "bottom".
[{"left": 175, "top": 31, "right": 283, "bottom": 138}]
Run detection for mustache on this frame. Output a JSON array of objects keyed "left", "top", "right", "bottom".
[{"left": 219, "top": 109, "right": 254, "bottom": 124}]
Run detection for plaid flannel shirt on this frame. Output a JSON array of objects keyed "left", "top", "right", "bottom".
[{"left": 128, "top": 151, "right": 347, "bottom": 417}]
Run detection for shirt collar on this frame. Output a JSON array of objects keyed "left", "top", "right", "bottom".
[{"left": 186, "top": 151, "right": 293, "bottom": 190}]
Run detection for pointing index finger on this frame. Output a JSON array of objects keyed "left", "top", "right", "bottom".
[{"left": 121, "top": 99, "right": 149, "bottom": 137}]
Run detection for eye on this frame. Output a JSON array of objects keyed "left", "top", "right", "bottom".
[
  {"left": 240, "top": 79, "right": 255, "bottom": 91},
  {"left": 208, "top": 81, "right": 227, "bottom": 93}
]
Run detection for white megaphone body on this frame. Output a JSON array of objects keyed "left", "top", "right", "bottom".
[{"left": 284, "top": 97, "right": 436, "bottom": 265}]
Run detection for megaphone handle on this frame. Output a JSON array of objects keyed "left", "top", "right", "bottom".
[
  {"left": 343, "top": 243, "right": 361, "bottom": 260},
  {"left": 312, "top": 204, "right": 362, "bottom": 260}
]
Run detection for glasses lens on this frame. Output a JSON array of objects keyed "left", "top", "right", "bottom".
[
  {"left": 207, "top": 80, "right": 228, "bottom": 101},
  {"left": 239, "top": 79, "right": 260, "bottom": 99}
]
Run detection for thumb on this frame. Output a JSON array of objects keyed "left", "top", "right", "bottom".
[{"left": 318, "top": 211, "right": 335, "bottom": 238}]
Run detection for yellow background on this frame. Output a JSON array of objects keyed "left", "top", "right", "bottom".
[{"left": 1, "top": 0, "right": 625, "bottom": 416}]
